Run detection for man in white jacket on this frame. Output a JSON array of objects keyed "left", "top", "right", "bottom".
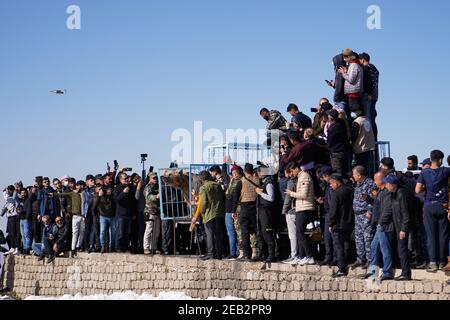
[
  {"left": 285, "top": 162, "right": 317, "bottom": 266},
  {"left": 2, "top": 185, "right": 20, "bottom": 256}
]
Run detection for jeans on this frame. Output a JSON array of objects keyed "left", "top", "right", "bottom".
[
  {"left": 225, "top": 213, "right": 239, "bottom": 257},
  {"left": 20, "top": 220, "right": 33, "bottom": 251},
  {"left": 368, "top": 226, "right": 394, "bottom": 277},
  {"left": 361, "top": 95, "right": 378, "bottom": 141},
  {"left": 85, "top": 214, "right": 100, "bottom": 250},
  {"left": 117, "top": 216, "right": 131, "bottom": 252},
  {"left": 279, "top": 177, "right": 287, "bottom": 202},
  {"left": 32, "top": 243, "right": 43, "bottom": 256},
  {"left": 361, "top": 94, "right": 373, "bottom": 121},
  {"left": 100, "top": 216, "right": 116, "bottom": 249},
  {"left": 424, "top": 202, "right": 449, "bottom": 264},
  {"left": 334, "top": 100, "right": 351, "bottom": 126}
]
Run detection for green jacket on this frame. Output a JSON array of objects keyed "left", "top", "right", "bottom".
[
  {"left": 56, "top": 191, "right": 82, "bottom": 216},
  {"left": 200, "top": 180, "right": 225, "bottom": 224},
  {"left": 143, "top": 183, "right": 160, "bottom": 221}
]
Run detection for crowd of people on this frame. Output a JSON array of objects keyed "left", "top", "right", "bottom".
[{"left": 1, "top": 49, "right": 449, "bottom": 284}]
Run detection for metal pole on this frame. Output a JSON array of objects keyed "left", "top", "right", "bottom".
[{"left": 173, "top": 220, "right": 176, "bottom": 255}]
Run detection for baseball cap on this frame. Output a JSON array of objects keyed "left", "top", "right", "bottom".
[
  {"left": 318, "top": 166, "right": 333, "bottom": 178},
  {"left": 330, "top": 173, "right": 344, "bottom": 182},
  {"left": 382, "top": 175, "right": 399, "bottom": 185},
  {"left": 421, "top": 158, "right": 432, "bottom": 166}
]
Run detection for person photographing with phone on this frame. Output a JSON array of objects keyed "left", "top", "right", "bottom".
[{"left": 114, "top": 173, "right": 135, "bottom": 253}]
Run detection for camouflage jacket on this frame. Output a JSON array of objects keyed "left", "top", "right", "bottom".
[{"left": 143, "top": 183, "right": 160, "bottom": 220}]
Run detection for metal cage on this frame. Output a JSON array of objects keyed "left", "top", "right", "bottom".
[
  {"left": 207, "top": 142, "right": 273, "bottom": 167},
  {"left": 367, "top": 141, "right": 391, "bottom": 178},
  {"left": 158, "top": 164, "right": 220, "bottom": 221},
  {"left": 158, "top": 167, "right": 191, "bottom": 221}
]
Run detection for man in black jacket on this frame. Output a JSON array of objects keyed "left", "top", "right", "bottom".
[
  {"left": 19, "top": 188, "right": 34, "bottom": 255},
  {"left": 328, "top": 174, "right": 354, "bottom": 278},
  {"left": 46, "top": 216, "right": 70, "bottom": 264},
  {"left": 327, "top": 110, "right": 351, "bottom": 176},
  {"left": 385, "top": 175, "right": 412, "bottom": 281},
  {"left": 114, "top": 173, "right": 135, "bottom": 252},
  {"left": 364, "top": 171, "right": 395, "bottom": 281}
]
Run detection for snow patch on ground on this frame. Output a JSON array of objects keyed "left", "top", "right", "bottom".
[{"left": 21, "top": 291, "right": 243, "bottom": 300}]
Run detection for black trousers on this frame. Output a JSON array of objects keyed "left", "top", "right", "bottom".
[
  {"left": 296, "top": 211, "right": 314, "bottom": 258},
  {"left": 33, "top": 215, "right": 42, "bottom": 243},
  {"left": 355, "top": 152, "right": 371, "bottom": 172},
  {"left": 7, "top": 216, "right": 21, "bottom": 249},
  {"left": 239, "top": 202, "right": 257, "bottom": 259},
  {"left": 205, "top": 217, "right": 225, "bottom": 259},
  {"left": 332, "top": 228, "right": 350, "bottom": 273},
  {"left": 324, "top": 218, "right": 335, "bottom": 262},
  {"left": 397, "top": 232, "right": 412, "bottom": 278},
  {"left": 162, "top": 220, "right": 174, "bottom": 254},
  {"left": 130, "top": 216, "right": 139, "bottom": 253},
  {"left": 331, "top": 152, "right": 350, "bottom": 176},
  {"left": 84, "top": 214, "right": 93, "bottom": 250},
  {"left": 257, "top": 206, "right": 276, "bottom": 258},
  {"left": 117, "top": 216, "right": 131, "bottom": 252}
]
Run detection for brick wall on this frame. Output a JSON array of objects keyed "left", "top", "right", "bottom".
[{"left": 2, "top": 254, "right": 449, "bottom": 300}]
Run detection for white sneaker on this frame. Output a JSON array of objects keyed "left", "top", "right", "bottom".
[
  {"left": 4, "top": 248, "right": 14, "bottom": 256},
  {"left": 297, "top": 257, "right": 308, "bottom": 266},
  {"left": 12, "top": 248, "right": 19, "bottom": 256},
  {"left": 282, "top": 257, "right": 295, "bottom": 264},
  {"left": 305, "top": 257, "right": 316, "bottom": 265}
]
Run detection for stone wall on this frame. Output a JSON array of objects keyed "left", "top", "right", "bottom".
[{"left": 1, "top": 253, "right": 449, "bottom": 300}]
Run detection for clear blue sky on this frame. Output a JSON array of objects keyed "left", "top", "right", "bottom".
[{"left": 1, "top": 0, "right": 449, "bottom": 191}]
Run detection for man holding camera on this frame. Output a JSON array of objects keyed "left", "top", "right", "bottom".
[
  {"left": 37, "top": 177, "right": 56, "bottom": 221},
  {"left": 143, "top": 172, "right": 161, "bottom": 254},
  {"left": 83, "top": 175, "right": 100, "bottom": 253},
  {"left": 114, "top": 173, "right": 135, "bottom": 253}
]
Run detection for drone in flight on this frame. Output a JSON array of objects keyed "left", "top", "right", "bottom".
[{"left": 50, "top": 89, "right": 67, "bottom": 95}]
